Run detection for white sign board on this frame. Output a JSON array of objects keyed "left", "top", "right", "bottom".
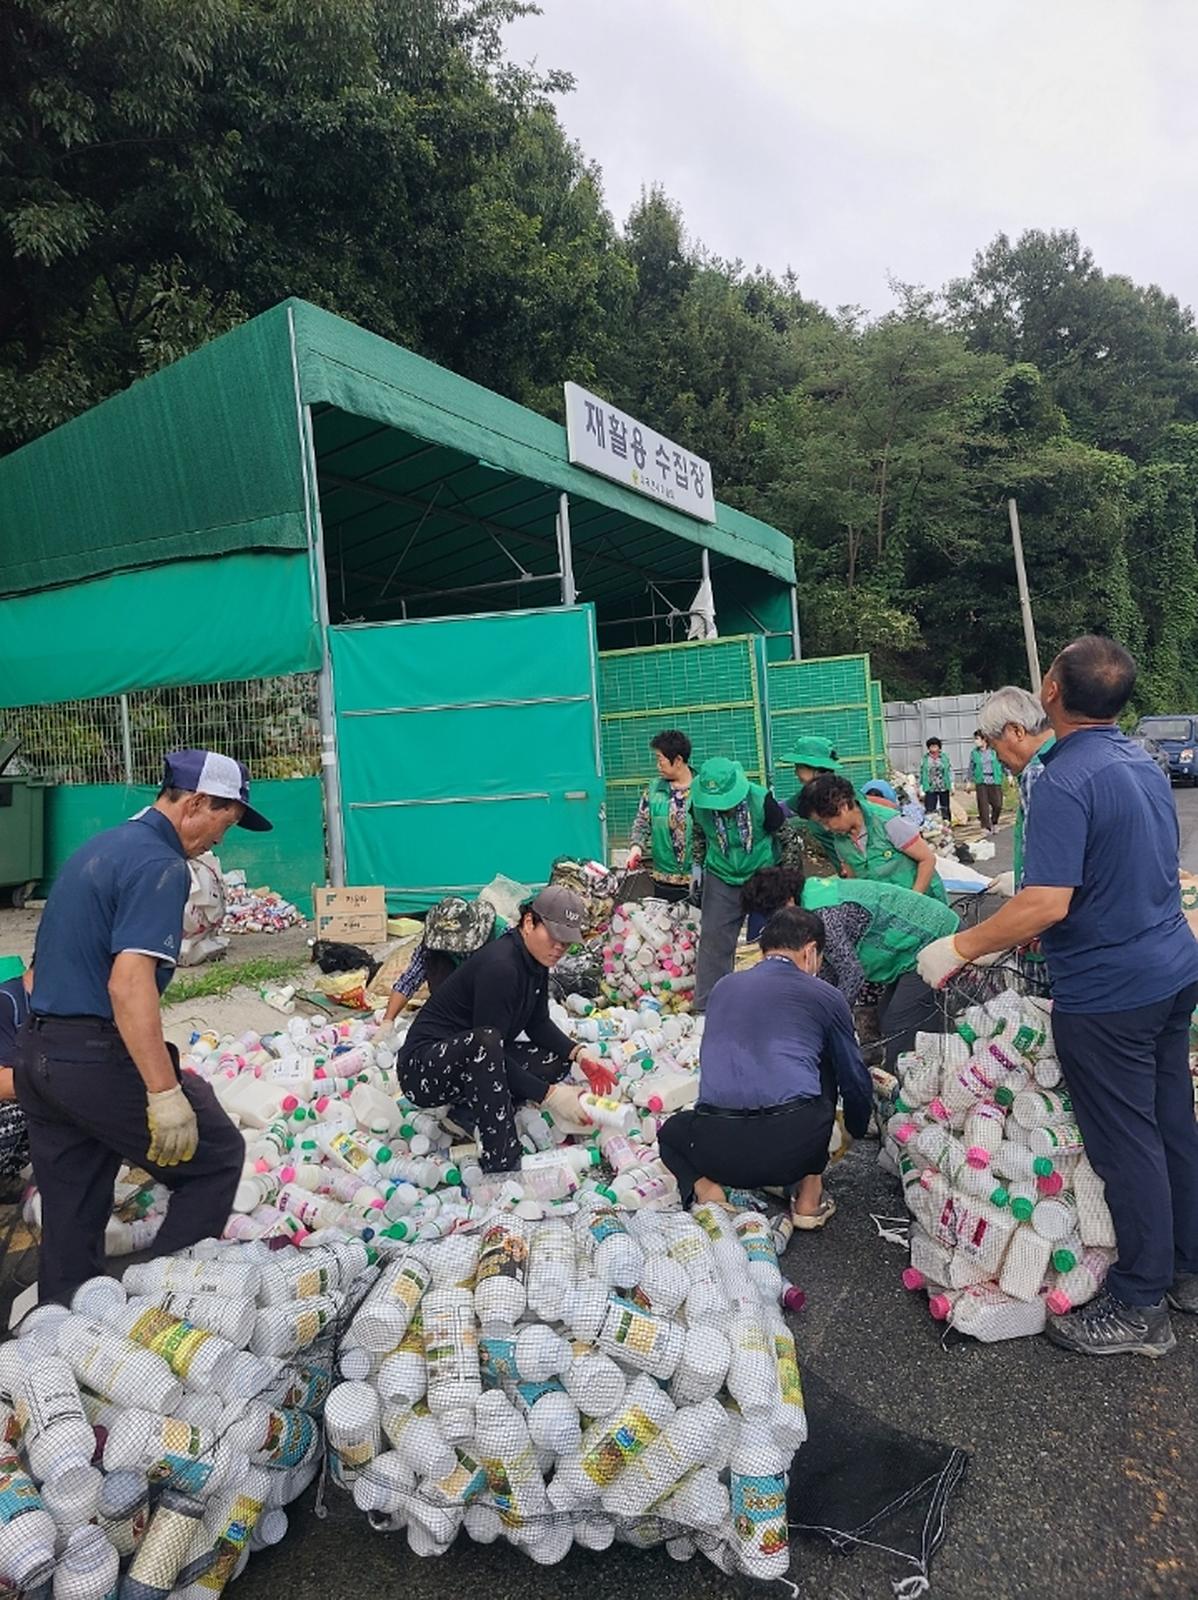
[{"left": 564, "top": 381, "right": 715, "bottom": 523}]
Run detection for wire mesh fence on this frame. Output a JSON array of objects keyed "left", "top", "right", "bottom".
[{"left": 3, "top": 675, "right": 321, "bottom": 785}]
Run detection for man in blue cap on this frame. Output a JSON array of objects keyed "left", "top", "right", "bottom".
[{"left": 16, "top": 750, "right": 270, "bottom": 1305}]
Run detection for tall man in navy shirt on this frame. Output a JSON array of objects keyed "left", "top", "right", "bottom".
[
  {"left": 920, "top": 637, "right": 1198, "bottom": 1357},
  {"left": 16, "top": 751, "right": 269, "bottom": 1305}
]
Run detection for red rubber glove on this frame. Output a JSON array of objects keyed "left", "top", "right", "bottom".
[{"left": 578, "top": 1055, "right": 617, "bottom": 1096}]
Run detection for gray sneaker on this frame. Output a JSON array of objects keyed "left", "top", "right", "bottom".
[
  {"left": 1047, "top": 1288, "right": 1176, "bottom": 1358},
  {"left": 1167, "top": 1273, "right": 1198, "bottom": 1314}
]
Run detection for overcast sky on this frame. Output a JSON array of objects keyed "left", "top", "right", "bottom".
[{"left": 505, "top": 0, "right": 1198, "bottom": 318}]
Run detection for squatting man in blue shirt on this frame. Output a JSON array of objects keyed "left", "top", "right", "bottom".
[
  {"left": 16, "top": 750, "right": 268, "bottom": 1306},
  {"left": 657, "top": 906, "right": 873, "bottom": 1236},
  {"left": 919, "top": 636, "right": 1198, "bottom": 1358}
]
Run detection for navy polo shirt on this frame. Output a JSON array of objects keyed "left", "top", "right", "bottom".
[
  {"left": 0, "top": 977, "right": 29, "bottom": 1064},
  {"left": 31, "top": 809, "right": 190, "bottom": 1019},
  {"left": 1022, "top": 725, "right": 1198, "bottom": 1013}
]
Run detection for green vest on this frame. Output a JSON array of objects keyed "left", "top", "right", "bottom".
[
  {"left": 831, "top": 798, "right": 948, "bottom": 903},
  {"left": 970, "top": 748, "right": 1001, "bottom": 784},
  {"left": 648, "top": 778, "right": 692, "bottom": 876},
  {"left": 695, "top": 784, "right": 778, "bottom": 886},
  {"left": 920, "top": 753, "right": 953, "bottom": 792},
  {"left": 1013, "top": 736, "right": 1056, "bottom": 886},
  {"left": 802, "top": 876, "right": 961, "bottom": 986}
]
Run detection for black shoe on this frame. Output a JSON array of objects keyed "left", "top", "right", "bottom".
[
  {"left": 1046, "top": 1288, "right": 1176, "bottom": 1358},
  {"left": 1167, "top": 1272, "right": 1198, "bottom": 1314}
]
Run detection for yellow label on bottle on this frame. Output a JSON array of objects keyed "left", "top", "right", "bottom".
[
  {"left": 774, "top": 1333, "right": 804, "bottom": 1411},
  {"left": 390, "top": 1266, "right": 427, "bottom": 1309},
  {"left": 397, "top": 1311, "right": 424, "bottom": 1356},
  {"left": 580, "top": 1404, "right": 660, "bottom": 1487},
  {"left": 128, "top": 1307, "right": 213, "bottom": 1378}
]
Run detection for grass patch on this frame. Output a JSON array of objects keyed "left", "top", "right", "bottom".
[{"left": 163, "top": 955, "right": 307, "bottom": 1006}]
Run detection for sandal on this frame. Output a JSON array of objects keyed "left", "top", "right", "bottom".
[{"left": 791, "top": 1195, "right": 837, "bottom": 1231}]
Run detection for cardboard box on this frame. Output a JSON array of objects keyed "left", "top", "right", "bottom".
[{"left": 312, "top": 885, "right": 388, "bottom": 944}]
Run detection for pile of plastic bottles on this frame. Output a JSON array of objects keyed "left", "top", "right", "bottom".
[
  {"left": 881, "top": 988, "right": 1118, "bottom": 1341},
  {"left": 325, "top": 1197, "right": 803, "bottom": 1578},
  {"left": 220, "top": 873, "right": 305, "bottom": 935},
  {"left": 0, "top": 1235, "right": 354, "bottom": 1596},
  {"left": 20, "top": 1002, "right": 706, "bottom": 1252},
  {"left": 601, "top": 901, "right": 699, "bottom": 1012}
]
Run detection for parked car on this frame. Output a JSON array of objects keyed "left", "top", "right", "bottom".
[
  {"left": 1129, "top": 735, "right": 1173, "bottom": 780},
  {"left": 1133, "top": 716, "right": 1198, "bottom": 783}
]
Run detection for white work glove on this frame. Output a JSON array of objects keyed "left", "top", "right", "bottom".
[
  {"left": 146, "top": 1084, "right": 199, "bottom": 1166},
  {"left": 543, "top": 1084, "right": 593, "bottom": 1131},
  {"left": 918, "top": 936, "right": 1005, "bottom": 989},
  {"left": 990, "top": 870, "right": 1016, "bottom": 898}
]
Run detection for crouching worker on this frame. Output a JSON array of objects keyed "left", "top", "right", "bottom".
[
  {"left": 658, "top": 908, "right": 873, "bottom": 1231},
  {"left": 382, "top": 895, "right": 501, "bottom": 1024},
  {"left": 399, "top": 887, "right": 616, "bottom": 1171}
]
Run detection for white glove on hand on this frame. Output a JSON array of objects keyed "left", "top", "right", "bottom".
[
  {"left": 543, "top": 1083, "right": 593, "bottom": 1132},
  {"left": 917, "top": 937, "right": 968, "bottom": 990},
  {"left": 146, "top": 1084, "right": 199, "bottom": 1166},
  {"left": 991, "top": 870, "right": 1016, "bottom": 898}
]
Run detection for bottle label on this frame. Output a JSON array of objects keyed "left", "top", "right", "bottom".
[
  {"left": 330, "top": 1439, "right": 374, "bottom": 1485},
  {"left": 515, "top": 1377, "right": 564, "bottom": 1408},
  {"left": 0, "top": 1453, "right": 41, "bottom": 1525},
  {"left": 289, "top": 1265, "right": 331, "bottom": 1300},
  {"left": 424, "top": 1305, "right": 478, "bottom": 1390},
  {"left": 692, "top": 1206, "right": 725, "bottom": 1243},
  {"left": 14, "top": 1376, "right": 85, "bottom": 1436},
  {"left": 667, "top": 1232, "right": 709, "bottom": 1267},
  {"left": 737, "top": 1220, "right": 776, "bottom": 1267},
  {"left": 731, "top": 1471, "right": 788, "bottom": 1558},
  {"left": 291, "top": 1305, "right": 326, "bottom": 1347},
  {"left": 586, "top": 1207, "right": 626, "bottom": 1247},
  {"left": 433, "top": 1449, "right": 487, "bottom": 1506},
  {"left": 601, "top": 1298, "right": 667, "bottom": 1363},
  {"left": 480, "top": 1337, "right": 519, "bottom": 1386},
  {"left": 398, "top": 1312, "right": 424, "bottom": 1357},
  {"left": 580, "top": 1404, "right": 661, "bottom": 1487},
  {"left": 128, "top": 1307, "right": 214, "bottom": 1379},
  {"left": 479, "top": 1452, "right": 532, "bottom": 1528},
  {"left": 388, "top": 1265, "right": 427, "bottom": 1311},
  {"left": 773, "top": 1334, "right": 805, "bottom": 1412},
  {"left": 194, "top": 1492, "right": 264, "bottom": 1591},
  {"left": 159, "top": 1455, "right": 214, "bottom": 1496},
  {"left": 257, "top": 1407, "right": 315, "bottom": 1469},
  {"left": 330, "top": 1131, "right": 370, "bottom": 1172},
  {"left": 476, "top": 1222, "right": 528, "bottom": 1284}
]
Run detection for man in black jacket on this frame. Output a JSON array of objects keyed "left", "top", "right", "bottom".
[{"left": 400, "top": 886, "right": 615, "bottom": 1171}]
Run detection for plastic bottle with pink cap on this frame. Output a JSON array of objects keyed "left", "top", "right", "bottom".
[{"left": 1045, "top": 1246, "right": 1115, "bottom": 1314}]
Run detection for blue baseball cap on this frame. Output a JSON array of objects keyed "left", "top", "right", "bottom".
[{"left": 162, "top": 749, "right": 273, "bottom": 832}]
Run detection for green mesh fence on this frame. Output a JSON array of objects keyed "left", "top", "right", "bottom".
[
  {"left": 870, "top": 679, "right": 887, "bottom": 770},
  {"left": 599, "top": 636, "right": 769, "bottom": 846},
  {"left": 768, "top": 654, "right": 879, "bottom": 789}
]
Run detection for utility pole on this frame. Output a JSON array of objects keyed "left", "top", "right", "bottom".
[{"left": 1007, "top": 497, "right": 1042, "bottom": 694}]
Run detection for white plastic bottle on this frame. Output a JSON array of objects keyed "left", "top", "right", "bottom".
[
  {"left": 769, "top": 1314, "right": 808, "bottom": 1448},
  {"left": 52, "top": 1524, "right": 119, "bottom": 1600},
  {"left": 547, "top": 1374, "right": 674, "bottom": 1511},
  {"left": 422, "top": 1288, "right": 482, "bottom": 1441},
  {"left": 249, "top": 1295, "right": 341, "bottom": 1359},
  {"left": 120, "top": 1489, "right": 207, "bottom": 1600},
  {"left": 380, "top": 1403, "right": 456, "bottom": 1481},
  {"left": 729, "top": 1419, "right": 790, "bottom": 1580},
  {"left": 103, "top": 1409, "right": 217, "bottom": 1491},
  {"left": 352, "top": 1255, "right": 430, "bottom": 1352},
  {"left": 324, "top": 1382, "right": 381, "bottom": 1488},
  {"left": 669, "top": 1325, "right": 731, "bottom": 1405},
  {"left": 525, "top": 1223, "right": 577, "bottom": 1322},
  {"left": 725, "top": 1312, "right": 776, "bottom": 1416},
  {"left": 1072, "top": 1154, "right": 1118, "bottom": 1248},
  {"left": 0, "top": 1448, "right": 58, "bottom": 1591},
  {"left": 601, "top": 1397, "right": 729, "bottom": 1518},
  {"left": 950, "top": 1283, "right": 1047, "bottom": 1342},
  {"left": 123, "top": 1255, "right": 261, "bottom": 1302},
  {"left": 733, "top": 1212, "right": 784, "bottom": 1299},
  {"left": 105, "top": 1303, "right": 270, "bottom": 1399},
  {"left": 472, "top": 1389, "right": 552, "bottom": 1546},
  {"left": 1045, "top": 1246, "right": 1115, "bottom": 1314},
  {"left": 94, "top": 1467, "right": 149, "bottom": 1559},
  {"left": 597, "top": 1296, "right": 685, "bottom": 1379},
  {"left": 376, "top": 1316, "right": 428, "bottom": 1408},
  {"left": 7, "top": 1356, "right": 95, "bottom": 1485},
  {"left": 55, "top": 1315, "right": 182, "bottom": 1414},
  {"left": 1031, "top": 1192, "right": 1079, "bottom": 1242},
  {"left": 577, "top": 1195, "right": 644, "bottom": 1288},
  {"left": 997, "top": 1224, "right": 1053, "bottom": 1302},
  {"left": 127, "top": 1291, "right": 255, "bottom": 1349},
  {"left": 561, "top": 1347, "right": 625, "bottom": 1418}
]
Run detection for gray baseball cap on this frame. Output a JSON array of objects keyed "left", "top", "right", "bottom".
[{"left": 531, "top": 885, "right": 586, "bottom": 944}]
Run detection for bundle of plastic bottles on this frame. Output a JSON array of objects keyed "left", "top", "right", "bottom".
[
  {"left": 600, "top": 901, "right": 700, "bottom": 1012},
  {"left": 881, "top": 988, "right": 1118, "bottom": 1341},
  {"left": 0, "top": 1235, "right": 362, "bottom": 1596},
  {"left": 220, "top": 873, "right": 305, "bottom": 935},
  {"left": 324, "top": 1196, "right": 803, "bottom": 1578},
  {"left": 20, "top": 1002, "right": 706, "bottom": 1253}
]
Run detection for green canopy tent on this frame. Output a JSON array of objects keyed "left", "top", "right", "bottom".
[{"left": 0, "top": 300, "right": 797, "bottom": 908}]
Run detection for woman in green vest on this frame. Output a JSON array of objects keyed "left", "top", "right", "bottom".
[
  {"left": 692, "top": 756, "right": 785, "bottom": 1010},
  {"left": 779, "top": 735, "right": 897, "bottom": 870},
  {"left": 795, "top": 773, "right": 948, "bottom": 903},
  {"left": 626, "top": 729, "right": 693, "bottom": 903},
  {"left": 968, "top": 732, "right": 1007, "bottom": 835},
  {"left": 743, "top": 863, "right": 962, "bottom": 1067}
]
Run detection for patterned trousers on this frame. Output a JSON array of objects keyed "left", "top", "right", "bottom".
[{"left": 400, "top": 1030, "right": 570, "bottom": 1172}]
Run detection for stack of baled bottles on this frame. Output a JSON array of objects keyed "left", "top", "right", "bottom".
[
  {"left": 324, "top": 1196, "right": 805, "bottom": 1580},
  {"left": 884, "top": 989, "right": 1118, "bottom": 1341},
  {"left": 0, "top": 1235, "right": 375, "bottom": 1596}
]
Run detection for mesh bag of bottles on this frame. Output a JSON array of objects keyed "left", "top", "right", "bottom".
[
  {"left": 0, "top": 1234, "right": 379, "bottom": 1597},
  {"left": 321, "top": 1196, "right": 805, "bottom": 1580},
  {"left": 880, "top": 987, "right": 1120, "bottom": 1341}
]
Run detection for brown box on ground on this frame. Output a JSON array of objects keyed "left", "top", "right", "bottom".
[{"left": 313, "top": 885, "right": 388, "bottom": 944}]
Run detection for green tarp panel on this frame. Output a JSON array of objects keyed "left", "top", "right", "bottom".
[
  {"left": 600, "top": 635, "right": 770, "bottom": 844},
  {"left": 331, "top": 606, "right": 604, "bottom": 912},
  {"left": 768, "top": 654, "right": 876, "bottom": 788},
  {"left": 0, "top": 308, "right": 306, "bottom": 597},
  {"left": 711, "top": 566, "right": 796, "bottom": 663},
  {"left": 0, "top": 553, "right": 320, "bottom": 709},
  {"left": 41, "top": 778, "right": 325, "bottom": 913}
]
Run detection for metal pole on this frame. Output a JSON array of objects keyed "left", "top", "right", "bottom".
[
  {"left": 557, "top": 493, "right": 577, "bottom": 605},
  {"left": 305, "top": 407, "right": 348, "bottom": 886},
  {"left": 119, "top": 695, "right": 133, "bottom": 786},
  {"left": 789, "top": 586, "right": 802, "bottom": 660},
  {"left": 1007, "top": 497, "right": 1043, "bottom": 694}
]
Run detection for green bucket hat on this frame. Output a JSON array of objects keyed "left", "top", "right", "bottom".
[
  {"left": 693, "top": 756, "right": 751, "bottom": 810},
  {"left": 778, "top": 735, "right": 842, "bottom": 774}
]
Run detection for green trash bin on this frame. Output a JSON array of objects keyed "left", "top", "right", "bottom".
[{"left": 0, "top": 738, "right": 47, "bottom": 909}]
